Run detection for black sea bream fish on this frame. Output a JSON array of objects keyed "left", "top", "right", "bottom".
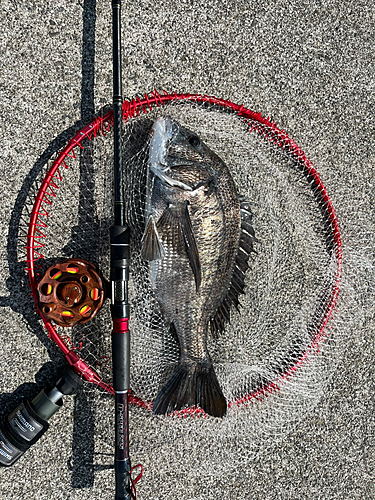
[{"left": 141, "top": 116, "right": 256, "bottom": 417}]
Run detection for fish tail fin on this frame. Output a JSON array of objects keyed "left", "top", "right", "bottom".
[{"left": 152, "top": 361, "right": 226, "bottom": 418}]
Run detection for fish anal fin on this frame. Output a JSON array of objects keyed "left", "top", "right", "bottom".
[
  {"left": 141, "top": 215, "right": 165, "bottom": 261},
  {"left": 210, "top": 298, "right": 231, "bottom": 337}
]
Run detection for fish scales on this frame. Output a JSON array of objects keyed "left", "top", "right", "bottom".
[{"left": 140, "top": 116, "right": 255, "bottom": 417}]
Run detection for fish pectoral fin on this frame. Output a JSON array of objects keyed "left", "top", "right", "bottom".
[
  {"left": 182, "top": 203, "right": 202, "bottom": 292},
  {"left": 157, "top": 202, "right": 202, "bottom": 292},
  {"left": 152, "top": 167, "right": 193, "bottom": 191},
  {"left": 141, "top": 215, "right": 165, "bottom": 261}
]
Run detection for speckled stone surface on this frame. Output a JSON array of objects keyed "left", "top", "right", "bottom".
[{"left": 0, "top": 1, "right": 374, "bottom": 499}]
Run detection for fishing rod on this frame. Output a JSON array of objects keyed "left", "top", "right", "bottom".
[
  {"left": 0, "top": 4, "right": 138, "bottom": 497},
  {"left": 110, "top": 1, "right": 134, "bottom": 498}
]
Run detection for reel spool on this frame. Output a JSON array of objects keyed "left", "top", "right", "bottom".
[{"left": 36, "top": 259, "right": 106, "bottom": 327}]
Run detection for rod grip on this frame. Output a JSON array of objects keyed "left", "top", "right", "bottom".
[
  {"left": 115, "top": 458, "right": 133, "bottom": 500},
  {"left": 112, "top": 332, "right": 130, "bottom": 391}
]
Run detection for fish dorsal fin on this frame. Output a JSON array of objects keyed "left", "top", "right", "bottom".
[
  {"left": 157, "top": 202, "right": 202, "bottom": 292},
  {"left": 141, "top": 215, "right": 165, "bottom": 261},
  {"left": 209, "top": 198, "right": 257, "bottom": 337}
]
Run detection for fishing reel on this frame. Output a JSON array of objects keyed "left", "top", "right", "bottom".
[{"left": 36, "top": 259, "right": 106, "bottom": 327}]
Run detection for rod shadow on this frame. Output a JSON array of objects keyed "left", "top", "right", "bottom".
[{"left": 0, "top": 0, "right": 112, "bottom": 488}]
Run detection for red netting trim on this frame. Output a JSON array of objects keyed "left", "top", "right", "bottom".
[
  {"left": 27, "top": 92, "right": 342, "bottom": 415},
  {"left": 26, "top": 111, "right": 114, "bottom": 391}
]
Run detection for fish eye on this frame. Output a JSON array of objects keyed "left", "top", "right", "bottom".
[{"left": 188, "top": 135, "right": 200, "bottom": 148}]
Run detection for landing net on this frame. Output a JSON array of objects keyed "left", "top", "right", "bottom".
[{"left": 25, "top": 92, "right": 356, "bottom": 445}]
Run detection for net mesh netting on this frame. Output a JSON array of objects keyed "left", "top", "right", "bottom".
[{"left": 23, "top": 97, "right": 363, "bottom": 449}]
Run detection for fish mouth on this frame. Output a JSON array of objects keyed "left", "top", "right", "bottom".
[{"left": 149, "top": 116, "right": 193, "bottom": 191}]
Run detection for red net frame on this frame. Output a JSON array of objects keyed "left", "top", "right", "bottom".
[{"left": 26, "top": 90, "right": 342, "bottom": 414}]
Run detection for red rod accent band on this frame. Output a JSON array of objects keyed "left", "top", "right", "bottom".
[{"left": 112, "top": 317, "right": 129, "bottom": 334}]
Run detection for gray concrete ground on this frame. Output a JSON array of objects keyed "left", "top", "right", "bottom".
[{"left": 0, "top": 1, "right": 374, "bottom": 499}]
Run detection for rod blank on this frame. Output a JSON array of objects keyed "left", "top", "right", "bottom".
[{"left": 111, "top": 1, "right": 134, "bottom": 498}]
